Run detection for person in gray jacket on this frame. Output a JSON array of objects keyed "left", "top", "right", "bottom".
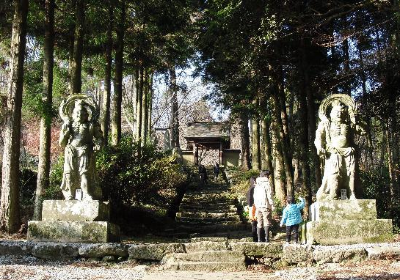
[{"left": 253, "top": 170, "right": 274, "bottom": 242}]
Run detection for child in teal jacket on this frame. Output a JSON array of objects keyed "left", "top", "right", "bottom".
[{"left": 280, "top": 196, "right": 305, "bottom": 244}]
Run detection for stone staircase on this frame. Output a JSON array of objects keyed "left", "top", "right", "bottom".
[
  {"left": 175, "top": 167, "right": 248, "bottom": 236},
  {"left": 161, "top": 237, "right": 247, "bottom": 271}
]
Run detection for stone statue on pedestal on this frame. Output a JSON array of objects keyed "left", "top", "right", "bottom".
[
  {"left": 304, "top": 94, "right": 392, "bottom": 245},
  {"left": 314, "top": 94, "right": 364, "bottom": 201},
  {"left": 59, "top": 94, "right": 103, "bottom": 200}
]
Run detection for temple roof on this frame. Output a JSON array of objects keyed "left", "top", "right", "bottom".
[{"left": 184, "top": 122, "right": 229, "bottom": 140}]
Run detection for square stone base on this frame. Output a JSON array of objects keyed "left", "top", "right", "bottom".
[
  {"left": 28, "top": 221, "right": 120, "bottom": 243},
  {"left": 310, "top": 200, "right": 377, "bottom": 221},
  {"left": 306, "top": 219, "right": 393, "bottom": 245},
  {"left": 42, "top": 200, "right": 110, "bottom": 222}
]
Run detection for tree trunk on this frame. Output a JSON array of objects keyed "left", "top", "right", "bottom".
[
  {"left": 34, "top": 0, "right": 54, "bottom": 221},
  {"left": 251, "top": 117, "right": 260, "bottom": 170},
  {"left": 271, "top": 118, "right": 286, "bottom": 204},
  {"left": 133, "top": 68, "right": 139, "bottom": 138},
  {"left": 272, "top": 87, "right": 293, "bottom": 198},
  {"left": 299, "top": 37, "right": 314, "bottom": 215},
  {"left": 261, "top": 118, "right": 275, "bottom": 193},
  {"left": 101, "top": 2, "right": 113, "bottom": 146},
  {"left": 0, "top": 0, "right": 29, "bottom": 232},
  {"left": 277, "top": 65, "right": 291, "bottom": 156},
  {"left": 136, "top": 64, "right": 143, "bottom": 143},
  {"left": 142, "top": 68, "right": 149, "bottom": 143},
  {"left": 298, "top": 79, "right": 312, "bottom": 219},
  {"left": 147, "top": 72, "right": 153, "bottom": 141},
  {"left": 239, "top": 112, "right": 251, "bottom": 170},
  {"left": 385, "top": 127, "right": 395, "bottom": 209},
  {"left": 70, "top": 0, "right": 84, "bottom": 94},
  {"left": 111, "top": 0, "right": 125, "bottom": 146},
  {"left": 68, "top": 0, "right": 76, "bottom": 93},
  {"left": 169, "top": 67, "right": 179, "bottom": 148}
]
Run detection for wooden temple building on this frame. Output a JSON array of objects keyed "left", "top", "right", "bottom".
[{"left": 181, "top": 122, "right": 240, "bottom": 167}]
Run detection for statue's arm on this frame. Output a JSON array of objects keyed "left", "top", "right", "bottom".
[
  {"left": 314, "top": 121, "right": 326, "bottom": 156},
  {"left": 59, "top": 122, "right": 71, "bottom": 147}
]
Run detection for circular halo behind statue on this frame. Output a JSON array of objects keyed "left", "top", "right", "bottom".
[
  {"left": 318, "top": 94, "right": 356, "bottom": 125},
  {"left": 59, "top": 94, "right": 99, "bottom": 124}
]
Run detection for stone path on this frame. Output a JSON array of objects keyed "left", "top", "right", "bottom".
[
  {"left": 2, "top": 255, "right": 399, "bottom": 280},
  {"left": 175, "top": 167, "right": 247, "bottom": 236},
  {"left": 143, "top": 260, "right": 400, "bottom": 280}
]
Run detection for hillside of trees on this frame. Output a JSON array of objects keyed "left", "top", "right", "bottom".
[{"left": 0, "top": 0, "right": 399, "bottom": 234}]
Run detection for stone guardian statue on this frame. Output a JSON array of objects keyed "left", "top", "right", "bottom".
[
  {"left": 314, "top": 94, "right": 364, "bottom": 201},
  {"left": 59, "top": 95, "right": 103, "bottom": 200}
]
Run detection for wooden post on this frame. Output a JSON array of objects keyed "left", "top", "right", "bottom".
[
  {"left": 194, "top": 145, "right": 199, "bottom": 165},
  {"left": 219, "top": 142, "right": 223, "bottom": 165}
]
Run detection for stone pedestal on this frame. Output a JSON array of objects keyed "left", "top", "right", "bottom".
[
  {"left": 306, "top": 199, "right": 392, "bottom": 245},
  {"left": 28, "top": 200, "right": 120, "bottom": 243}
]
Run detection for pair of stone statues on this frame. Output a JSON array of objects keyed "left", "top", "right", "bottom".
[{"left": 57, "top": 93, "right": 362, "bottom": 202}]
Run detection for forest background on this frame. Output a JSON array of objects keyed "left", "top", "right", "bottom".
[{"left": 0, "top": 0, "right": 399, "bottom": 235}]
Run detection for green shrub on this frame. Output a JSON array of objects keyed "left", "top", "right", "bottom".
[
  {"left": 47, "top": 155, "right": 64, "bottom": 199},
  {"left": 97, "top": 137, "right": 187, "bottom": 207},
  {"left": 19, "top": 169, "right": 37, "bottom": 206},
  {"left": 48, "top": 136, "right": 187, "bottom": 207}
]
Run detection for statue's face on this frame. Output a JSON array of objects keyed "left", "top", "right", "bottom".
[
  {"left": 330, "top": 104, "right": 344, "bottom": 121},
  {"left": 72, "top": 103, "right": 89, "bottom": 123}
]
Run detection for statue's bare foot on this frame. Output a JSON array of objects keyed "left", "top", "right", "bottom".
[
  {"left": 62, "top": 192, "right": 73, "bottom": 200},
  {"left": 349, "top": 194, "right": 356, "bottom": 200}
]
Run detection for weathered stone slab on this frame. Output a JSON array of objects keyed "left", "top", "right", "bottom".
[
  {"left": 27, "top": 221, "right": 120, "bottom": 243},
  {"left": 309, "top": 200, "right": 377, "bottom": 221},
  {"left": 229, "top": 242, "right": 283, "bottom": 258},
  {"left": 164, "top": 261, "right": 246, "bottom": 271},
  {"left": 78, "top": 243, "right": 128, "bottom": 258},
  {"left": 366, "top": 246, "right": 400, "bottom": 260},
  {"left": 0, "top": 241, "right": 33, "bottom": 256},
  {"left": 282, "top": 244, "right": 312, "bottom": 264},
  {"left": 190, "top": 237, "right": 228, "bottom": 242},
  {"left": 163, "top": 250, "right": 244, "bottom": 263},
  {"left": 185, "top": 241, "right": 229, "bottom": 252},
  {"left": 162, "top": 250, "right": 246, "bottom": 271},
  {"left": 306, "top": 219, "right": 393, "bottom": 245},
  {"left": 32, "top": 242, "right": 79, "bottom": 260},
  {"left": 128, "top": 243, "right": 185, "bottom": 261},
  {"left": 42, "top": 200, "right": 110, "bottom": 222},
  {"left": 313, "top": 246, "right": 367, "bottom": 263}
]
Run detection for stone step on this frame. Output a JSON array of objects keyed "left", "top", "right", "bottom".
[
  {"left": 176, "top": 215, "right": 241, "bottom": 224},
  {"left": 163, "top": 261, "right": 246, "bottom": 271},
  {"left": 176, "top": 211, "right": 239, "bottom": 219},
  {"left": 183, "top": 191, "right": 232, "bottom": 196},
  {"left": 184, "top": 189, "right": 231, "bottom": 195},
  {"left": 164, "top": 262, "right": 246, "bottom": 271},
  {"left": 175, "top": 224, "right": 248, "bottom": 235},
  {"left": 179, "top": 204, "right": 237, "bottom": 212},
  {"left": 186, "top": 188, "right": 230, "bottom": 194},
  {"left": 162, "top": 251, "right": 246, "bottom": 271},
  {"left": 163, "top": 250, "right": 244, "bottom": 262},
  {"left": 181, "top": 197, "right": 236, "bottom": 205}
]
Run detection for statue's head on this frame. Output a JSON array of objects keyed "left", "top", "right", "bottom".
[
  {"left": 330, "top": 100, "right": 346, "bottom": 122},
  {"left": 72, "top": 100, "right": 89, "bottom": 123}
]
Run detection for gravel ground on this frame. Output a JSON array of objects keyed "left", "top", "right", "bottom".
[{"left": 1, "top": 256, "right": 399, "bottom": 280}]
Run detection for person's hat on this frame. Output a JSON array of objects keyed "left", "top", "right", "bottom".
[{"left": 260, "top": 170, "right": 270, "bottom": 177}]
